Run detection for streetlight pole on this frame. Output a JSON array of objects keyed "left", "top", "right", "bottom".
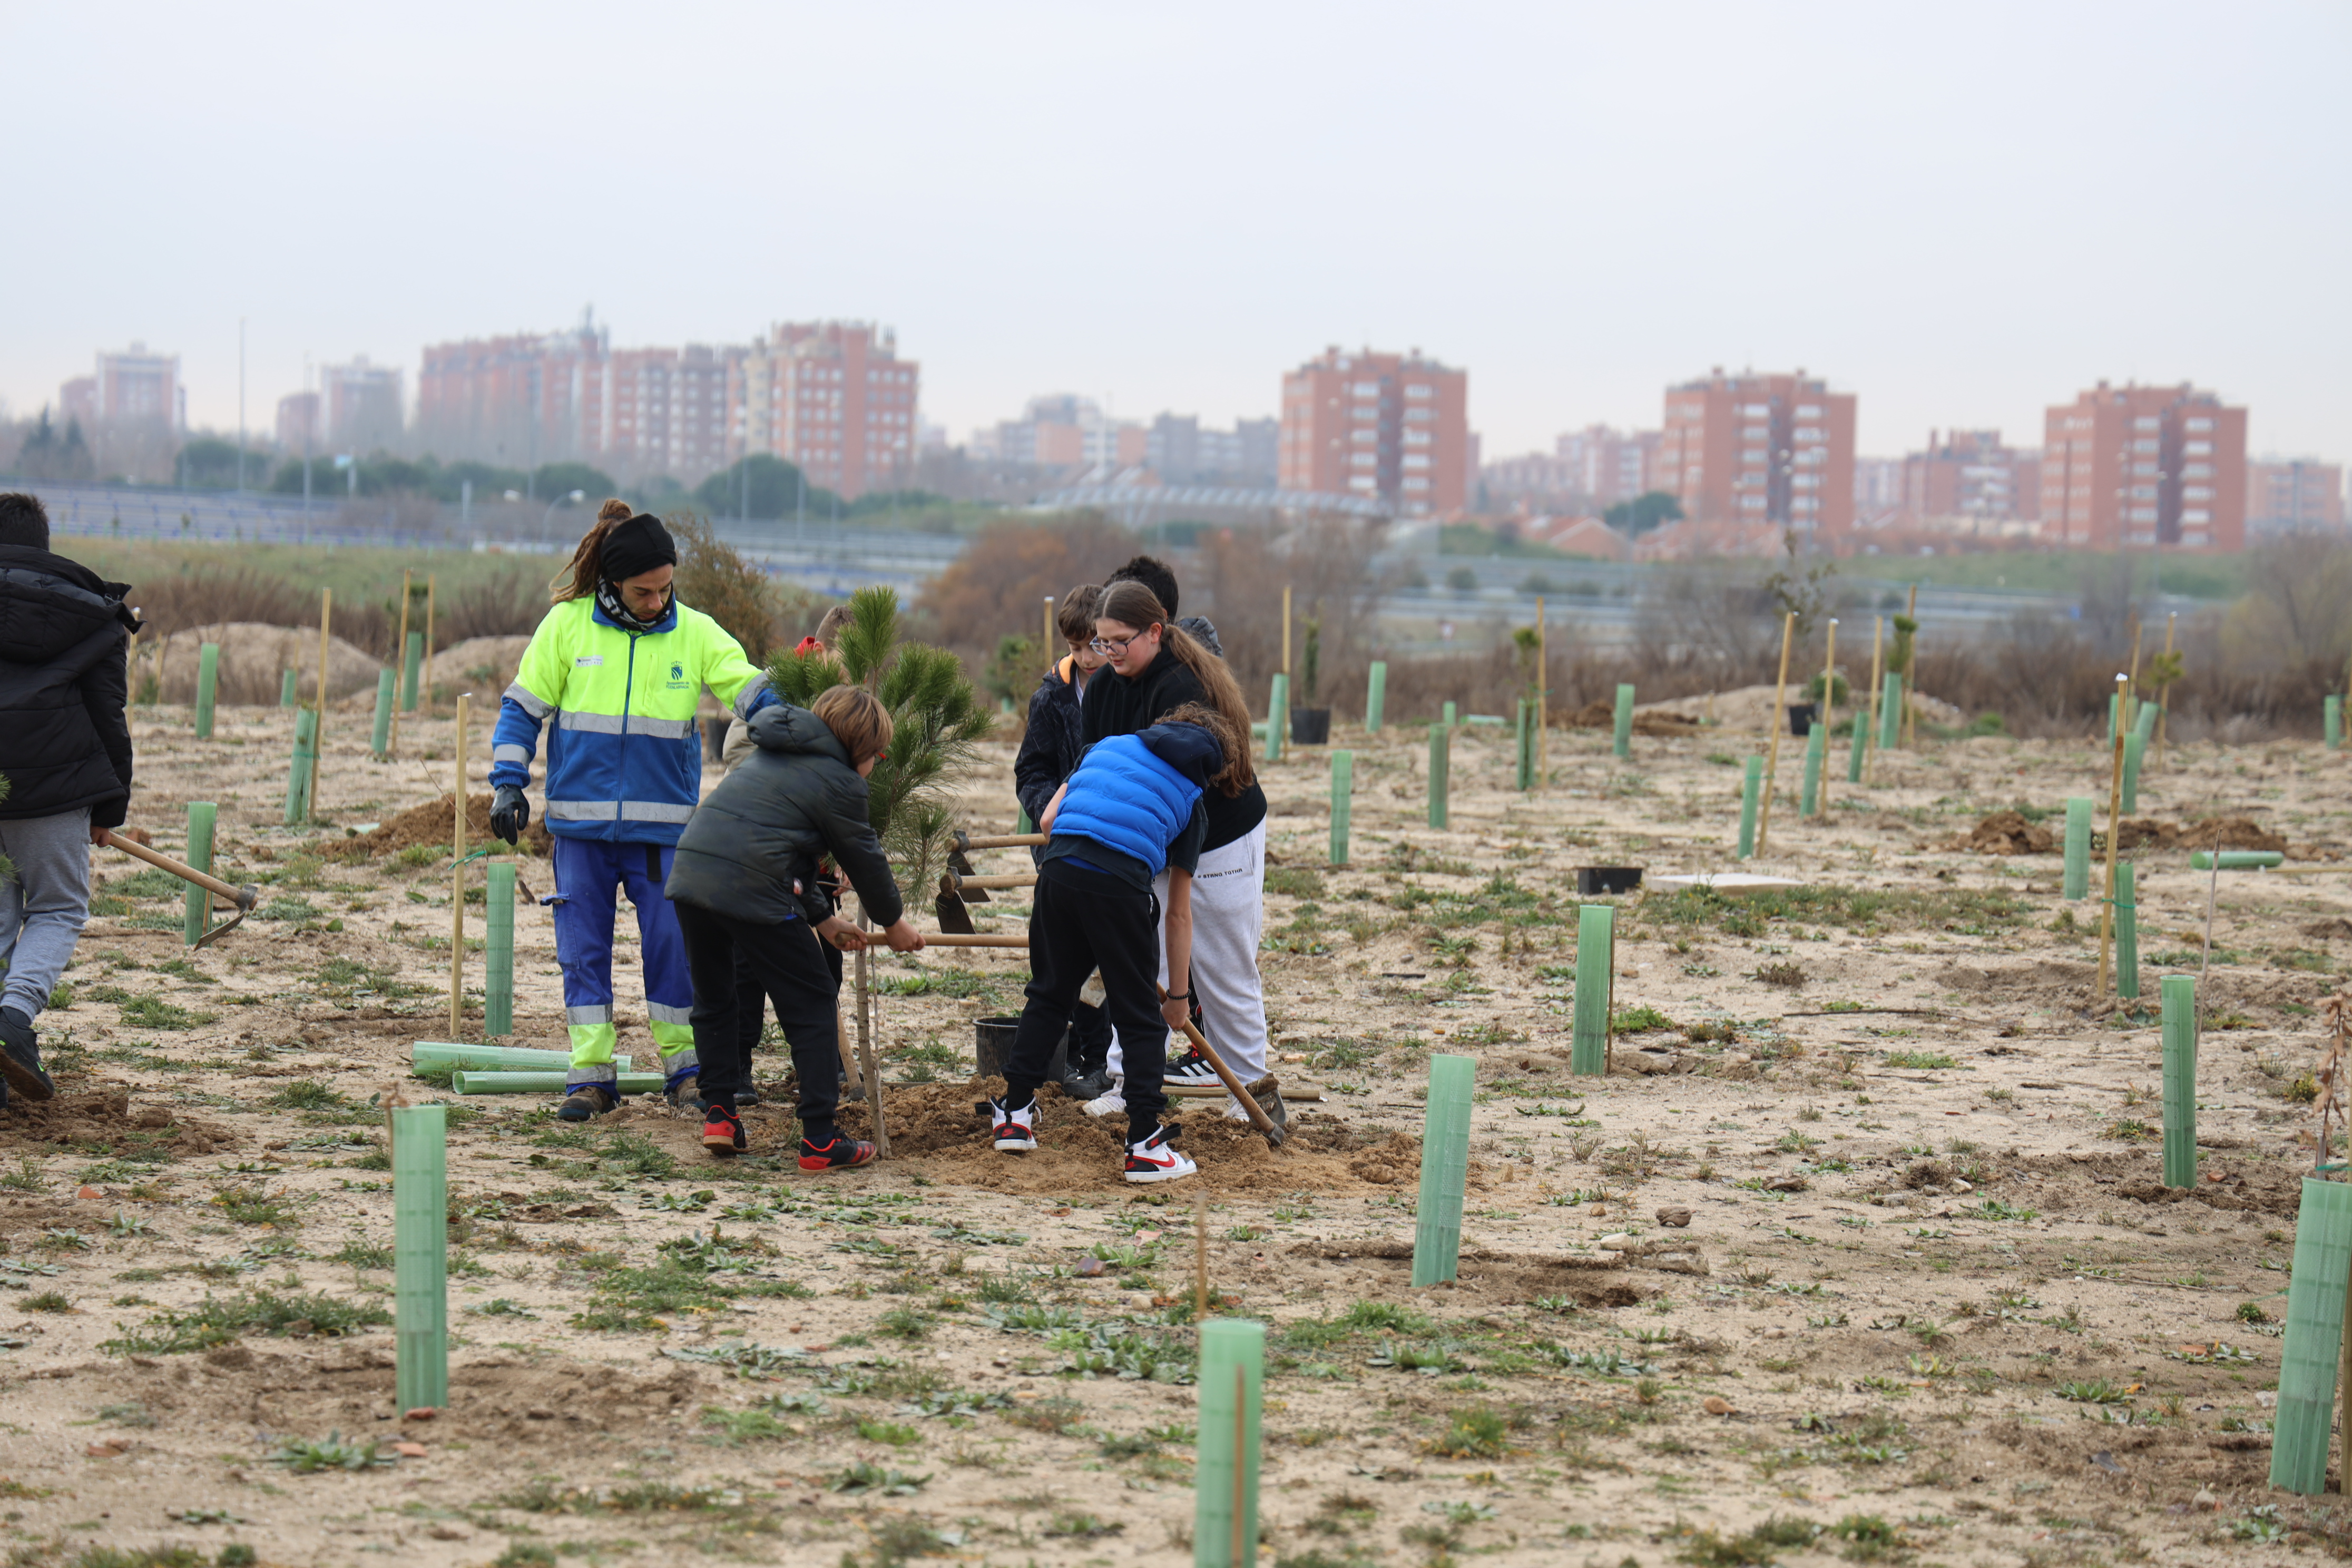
[
  {"left": 542, "top": 489, "right": 586, "bottom": 546},
  {"left": 236, "top": 317, "right": 247, "bottom": 492}
]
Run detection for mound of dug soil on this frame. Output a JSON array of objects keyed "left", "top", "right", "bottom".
[
  {"left": 0, "top": 1089, "right": 238, "bottom": 1161},
  {"left": 336, "top": 791, "right": 551, "bottom": 858},
  {"left": 826, "top": 1079, "right": 1420, "bottom": 1197},
  {"left": 1559, "top": 699, "right": 1702, "bottom": 737},
  {"left": 1952, "top": 810, "right": 2056, "bottom": 855},
  {"left": 2114, "top": 816, "right": 2289, "bottom": 854}
]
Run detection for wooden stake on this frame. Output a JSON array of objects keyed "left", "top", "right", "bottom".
[
  {"left": 1535, "top": 595, "right": 1548, "bottom": 787},
  {"left": 855, "top": 909, "right": 889, "bottom": 1157},
  {"left": 1756, "top": 612, "right": 1795, "bottom": 855},
  {"left": 2158, "top": 611, "right": 2178, "bottom": 763},
  {"left": 1282, "top": 584, "right": 1292, "bottom": 677},
  {"left": 1864, "top": 616, "right": 1884, "bottom": 785},
  {"left": 2096, "top": 674, "right": 2127, "bottom": 998},
  {"left": 1194, "top": 1191, "right": 1210, "bottom": 1320},
  {"left": 1043, "top": 596, "right": 1055, "bottom": 660},
  {"left": 422, "top": 575, "right": 436, "bottom": 717},
  {"left": 311, "top": 589, "right": 332, "bottom": 819},
  {"left": 1902, "top": 585, "right": 1919, "bottom": 749},
  {"left": 450, "top": 693, "right": 468, "bottom": 1039},
  {"left": 392, "top": 569, "right": 411, "bottom": 756},
  {"left": 1817, "top": 619, "right": 1838, "bottom": 819}
]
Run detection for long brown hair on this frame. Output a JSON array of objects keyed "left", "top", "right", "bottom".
[
  {"left": 1158, "top": 701, "right": 1246, "bottom": 797},
  {"left": 1096, "top": 579, "right": 1256, "bottom": 795},
  {"left": 551, "top": 498, "right": 636, "bottom": 603}
]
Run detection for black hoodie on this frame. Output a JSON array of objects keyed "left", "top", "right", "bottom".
[
  {"left": 1077, "top": 649, "right": 1267, "bottom": 851},
  {"left": 0, "top": 544, "right": 138, "bottom": 825}
]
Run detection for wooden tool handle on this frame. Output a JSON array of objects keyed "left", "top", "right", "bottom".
[
  {"left": 916, "top": 933, "right": 1028, "bottom": 948},
  {"left": 103, "top": 830, "right": 252, "bottom": 907},
  {"left": 958, "top": 833, "right": 1048, "bottom": 850},
  {"left": 1161, "top": 986, "right": 1280, "bottom": 1138},
  {"left": 951, "top": 873, "right": 1038, "bottom": 891}
]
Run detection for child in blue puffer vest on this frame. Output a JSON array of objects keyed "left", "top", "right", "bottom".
[{"left": 986, "top": 702, "right": 1241, "bottom": 1183}]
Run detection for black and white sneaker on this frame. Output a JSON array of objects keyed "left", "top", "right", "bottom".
[
  {"left": 989, "top": 1097, "right": 1038, "bottom": 1152},
  {"left": 1164, "top": 1048, "right": 1221, "bottom": 1088},
  {"left": 1124, "top": 1125, "right": 1197, "bottom": 1184}
]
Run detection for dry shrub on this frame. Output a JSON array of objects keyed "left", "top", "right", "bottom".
[
  {"left": 666, "top": 513, "right": 823, "bottom": 663},
  {"left": 1192, "top": 515, "right": 1390, "bottom": 705},
  {"left": 438, "top": 569, "right": 544, "bottom": 643},
  {"left": 916, "top": 511, "right": 1138, "bottom": 663},
  {"left": 126, "top": 566, "right": 309, "bottom": 640}
]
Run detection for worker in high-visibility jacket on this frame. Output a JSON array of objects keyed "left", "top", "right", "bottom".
[{"left": 485, "top": 503, "right": 777, "bottom": 1122}]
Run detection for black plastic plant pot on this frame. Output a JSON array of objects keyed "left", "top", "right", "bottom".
[
  {"left": 1290, "top": 707, "right": 1332, "bottom": 745},
  {"left": 1576, "top": 866, "right": 1644, "bottom": 896},
  {"left": 1788, "top": 703, "right": 1818, "bottom": 736}
]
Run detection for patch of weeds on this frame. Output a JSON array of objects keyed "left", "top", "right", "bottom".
[
  {"left": 271, "top": 1430, "right": 396, "bottom": 1473},
  {"left": 2055, "top": 1379, "right": 2130, "bottom": 1404},
  {"left": 265, "top": 1080, "right": 351, "bottom": 1112},
  {"left": 117, "top": 996, "right": 217, "bottom": 1030},
  {"left": 1002, "top": 1395, "right": 1089, "bottom": 1434},
  {"left": 1883, "top": 1050, "right": 1958, "bottom": 1070},
  {"left": 1424, "top": 1406, "right": 1510, "bottom": 1458},
  {"left": 1612, "top": 1005, "right": 1674, "bottom": 1033},
  {"left": 101, "top": 1289, "right": 391, "bottom": 1354},
  {"left": 829, "top": 1461, "right": 929, "bottom": 1495}
]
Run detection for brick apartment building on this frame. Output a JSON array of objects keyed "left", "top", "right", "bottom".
[
  {"left": 318, "top": 357, "right": 403, "bottom": 452},
  {"left": 60, "top": 343, "right": 184, "bottom": 431},
  {"left": 2246, "top": 457, "right": 2344, "bottom": 534},
  {"left": 2041, "top": 381, "right": 2246, "bottom": 550},
  {"left": 275, "top": 391, "right": 318, "bottom": 453},
  {"left": 415, "top": 315, "right": 610, "bottom": 472},
  {"left": 1899, "top": 429, "right": 2041, "bottom": 529},
  {"left": 590, "top": 345, "right": 740, "bottom": 485},
  {"left": 734, "top": 321, "right": 919, "bottom": 499},
  {"left": 1278, "top": 347, "right": 1469, "bottom": 514},
  {"left": 1652, "top": 369, "right": 1856, "bottom": 538}
]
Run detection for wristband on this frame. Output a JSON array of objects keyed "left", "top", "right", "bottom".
[{"left": 1165, "top": 991, "right": 1192, "bottom": 1002}]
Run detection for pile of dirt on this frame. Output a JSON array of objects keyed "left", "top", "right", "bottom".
[
  {"left": 2114, "top": 816, "right": 2289, "bottom": 854},
  {"left": 335, "top": 791, "right": 551, "bottom": 858},
  {"left": 1951, "top": 810, "right": 2057, "bottom": 855},
  {"left": 1559, "top": 699, "right": 1703, "bottom": 737},
  {"left": 143, "top": 622, "right": 383, "bottom": 705},
  {"left": 1638, "top": 683, "right": 1967, "bottom": 734},
  {"left": 0, "top": 1090, "right": 237, "bottom": 1159},
  {"left": 426, "top": 634, "right": 534, "bottom": 699},
  {"left": 827, "top": 1079, "right": 1420, "bottom": 1196}
]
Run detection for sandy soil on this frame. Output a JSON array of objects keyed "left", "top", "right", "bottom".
[{"left": 4, "top": 692, "right": 2350, "bottom": 1567}]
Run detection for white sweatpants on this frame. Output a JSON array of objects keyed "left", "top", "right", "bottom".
[{"left": 1106, "top": 820, "right": 1271, "bottom": 1085}]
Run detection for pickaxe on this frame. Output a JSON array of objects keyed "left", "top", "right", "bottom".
[{"left": 102, "top": 829, "right": 258, "bottom": 948}]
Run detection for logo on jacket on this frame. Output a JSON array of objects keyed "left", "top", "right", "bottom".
[
  {"left": 575, "top": 655, "right": 603, "bottom": 667},
  {"left": 670, "top": 662, "right": 685, "bottom": 682}
]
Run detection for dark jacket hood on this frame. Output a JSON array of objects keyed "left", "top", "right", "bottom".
[
  {"left": 749, "top": 702, "right": 853, "bottom": 767},
  {"left": 1136, "top": 719, "right": 1225, "bottom": 788},
  {"left": 0, "top": 543, "right": 138, "bottom": 665}
]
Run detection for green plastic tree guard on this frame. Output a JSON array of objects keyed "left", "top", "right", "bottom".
[
  {"left": 2160, "top": 973, "right": 2196, "bottom": 1188},
  {"left": 2190, "top": 849, "right": 2284, "bottom": 870},
  {"left": 1194, "top": 1319, "right": 1265, "bottom": 1568},
  {"left": 1737, "top": 756, "right": 1761, "bottom": 859},
  {"left": 1329, "top": 750, "right": 1353, "bottom": 867},
  {"left": 1441, "top": 700, "right": 1457, "bottom": 729},
  {"left": 1427, "top": 723, "right": 1448, "bottom": 829},
  {"left": 1846, "top": 702, "right": 1867, "bottom": 783},
  {"left": 1365, "top": 661, "right": 1387, "bottom": 733},
  {"left": 2271, "top": 1177, "right": 2352, "bottom": 1495},
  {"left": 1016, "top": 805, "right": 1033, "bottom": 836},
  {"left": 2113, "top": 861, "right": 2140, "bottom": 1001},
  {"left": 1412, "top": 1054, "right": 1476, "bottom": 1286},
  {"left": 2329, "top": 694, "right": 2344, "bottom": 750},
  {"left": 182, "top": 802, "right": 216, "bottom": 947},
  {"left": 280, "top": 668, "right": 299, "bottom": 708},
  {"left": 401, "top": 631, "right": 424, "bottom": 713},
  {"left": 193, "top": 643, "right": 219, "bottom": 739},
  {"left": 1878, "top": 672, "right": 1904, "bottom": 750},
  {"left": 2119, "top": 732, "right": 2144, "bottom": 815},
  {"left": 2134, "top": 700, "right": 2159, "bottom": 742},
  {"left": 414, "top": 1042, "right": 631, "bottom": 1073},
  {"left": 1571, "top": 905, "right": 1613, "bottom": 1076},
  {"left": 1612, "top": 683, "right": 1634, "bottom": 760},
  {"left": 2062, "top": 797, "right": 2092, "bottom": 900},
  {"left": 1265, "top": 673, "right": 1287, "bottom": 763},
  {"left": 1799, "top": 724, "right": 1826, "bottom": 817},
  {"left": 484, "top": 861, "right": 515, "bottom": 1036},
  {"left": 393, "top": 1103, "right": 448, "bottom": 1412},
  {"left": 451, "top": 1070, "right": 667, "bottom": 1095},
  {"left": 371, "top": 669, "right": 395, "bottom": 757},
  {"left": 282, "top": 708, "right": 317, "bottom": 825}
]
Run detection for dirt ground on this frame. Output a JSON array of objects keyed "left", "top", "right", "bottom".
[{"left": 5, "top": 688, "right": 2351, "bottom": 1568}]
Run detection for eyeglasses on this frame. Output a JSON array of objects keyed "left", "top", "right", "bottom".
[{"left": 1090, "top": 626, "right": 1158, "bottom": 655}]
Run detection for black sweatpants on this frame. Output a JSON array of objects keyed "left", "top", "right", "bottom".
[
  {"left": 733, "top": 930, "right": 842, "bottom": 1062},
  {"left": 677, "top": 905, "right": 843, "bottom": 1133},
  {"left": 1005, "top": 859, "right": 1169, "bottom": 1141}
]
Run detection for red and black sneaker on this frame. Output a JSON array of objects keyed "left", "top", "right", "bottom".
[
  {"left": 701, "top": 1104, "right": 747, "bottom": 1156},
  {"left": 799, "top": 1132, "right": 877, "bottom": 1171}
]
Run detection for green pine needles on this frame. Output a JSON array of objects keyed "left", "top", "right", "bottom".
[{"left": 765, "top": 584, "right": 993, "bottom": 908}]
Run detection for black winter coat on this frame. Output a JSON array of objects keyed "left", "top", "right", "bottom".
[
  {"left": 1013, "top": 655, "right": 1087, "bottom": 830},
  {"left": 0, "top": 544, "right": 138, "bottom": 826},
  {"left": 1079, "top": 647, "right": 1266, "bottom": 852},
  {"left": 664, "top": 703, "right": 904, "bottom": 928}
]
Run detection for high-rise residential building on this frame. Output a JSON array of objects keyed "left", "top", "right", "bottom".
[
  {"left": 1145, "top": 414, "right": 1279, "bottom": 486},
  {"left": 62, "top": 344, "right": 183, "bottom": 429},
  {"left": 1851, "top": 457, "right": 1904, "bottom": 525},
  {"left": 318, "top": 356, "right": 404, "bottom": 452},
  {"left": 2041, "top": 381, "right": 2246, "bottom": 550},
  {"left": 2246, "top": 457, "right": 2345, "bottom": 534},
  {"left": 1278, "top": 347, "right": 1468, "bottom": 514},
  {"left": 734, "top": 321, "right": 918, "bottom": 499},
  {"left": 586, "top": 345, "right": 739, "bottom": 484},
  {"left": 1554, "top": 424, "right": 1661, "bottom": 507},
  {"left": 416, "top": 313, "right": 609, "bottom": 471},
  {"left": 972, "top": 395, "right": 1143, "bottom": 473},
  {"left": 1652, "top": 368, "right": 1856, "bottom": 538},
  {"left": 1899, "top": 429, "right": 2041, "bottom": 527},
  {"left": 275, "top": 391, "right": 319, "bottom": 453}
]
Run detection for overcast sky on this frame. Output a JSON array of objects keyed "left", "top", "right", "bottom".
[{"left": 6, "top": 2, "right": 2347, "bottom": 463}]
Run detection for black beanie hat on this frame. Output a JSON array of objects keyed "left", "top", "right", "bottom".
[{"left": 600, "top": 512, "right": 677, "bottom": 583}]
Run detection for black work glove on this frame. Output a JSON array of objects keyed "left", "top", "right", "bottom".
[{"left": 489, "top": 785, "right": 530, "bottom": 846}]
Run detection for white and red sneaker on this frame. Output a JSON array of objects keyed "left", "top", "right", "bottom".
[
  {"left": 1124, "top": 1125, "right": 1195, "bottom": 1184},
  {"left": 990, "top": 1097, "right": 1039, "bottom": 1152}
]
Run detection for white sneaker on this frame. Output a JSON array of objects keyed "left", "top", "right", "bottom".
[
  {"left": 1164, "top": 1049, "right": 1221, "bottom": 1087},
  {"left": 989, "top": 1097, "right": 1038, "bottom": 1152},
  {"left": 1220, "top": 1095, "right": 1252, "bottom": 1122},
  {"left": 1082, "top": 1083, "right": 1127, "bottom": 1118},
  {"left": 1123, "top": 1125, "right": 1196, "bottom": 1184}
]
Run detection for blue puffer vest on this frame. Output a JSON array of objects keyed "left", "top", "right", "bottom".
[{"left": 1053, "top": 734, "right": 1203, "bottom": 875}]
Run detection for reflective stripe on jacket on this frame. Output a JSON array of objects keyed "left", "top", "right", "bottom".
[{"left": 488, "top": 595, "right": 771, "bottom": 846}]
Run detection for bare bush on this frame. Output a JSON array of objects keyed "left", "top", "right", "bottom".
[
  {"left": 438, "top": 569, "right": 546, "bottom": 644},
  {"left": 916, "top": 511, "right": 1139, "bottom": 664},
  {"left": 126, "top": 567, "right": 310, "bottom": 640}
]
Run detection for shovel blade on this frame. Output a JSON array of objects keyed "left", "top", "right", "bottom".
[{"left": 934, "top": 876, "right": 976, "bottom": 935}]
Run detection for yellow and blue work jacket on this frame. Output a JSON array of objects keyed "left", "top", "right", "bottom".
[{"left": 489, "top": 595, "right": 773, "bottom": 844}]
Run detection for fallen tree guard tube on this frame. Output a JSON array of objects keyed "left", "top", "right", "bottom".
[{"left": 450, "top": 1070, "right": 667, "bottom": 1095}]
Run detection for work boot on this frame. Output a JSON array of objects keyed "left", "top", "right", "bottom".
[
  {"left": 798, "top": 1131, "right": 877, "bottom": 1171},
  {"left": 701, "top": 1103, "right": 747, "bottom": 1156},
  {"left": 556, "top": 1084, "right": 616, "bottom": 1122},
  {"left": 988, "top": 1096, "right": 1038, "bottom": 1152},
  {"left": 1123, "top": 1124, "right": 1195, "bottom": 1184},
  {"left": 0, "top": 1008, "right": 56, "bottom": 1103},
  {"left": 665, "top": 1075, "right": 707, "bottom": 1115}
]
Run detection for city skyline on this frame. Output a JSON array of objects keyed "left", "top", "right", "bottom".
[{"left": 3, "top": 4, "right": 2345, "bottom": 467}]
